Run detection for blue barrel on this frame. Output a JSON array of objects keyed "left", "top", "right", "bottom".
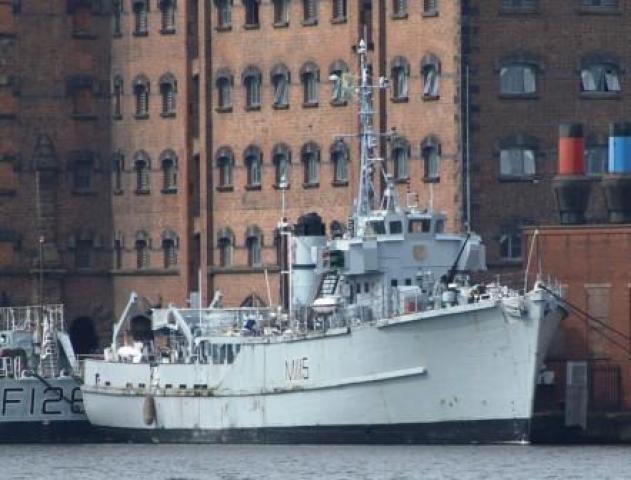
[{"left": 608, "top": 123, "right": 631, "bottom": 173}]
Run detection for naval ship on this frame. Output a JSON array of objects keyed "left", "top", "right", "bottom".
[
  {"left": 80, "top": 40, "right": 566, "bottom": 444},
  {"left": 0, "top": 304, "right": 91, "bottom": 442}
]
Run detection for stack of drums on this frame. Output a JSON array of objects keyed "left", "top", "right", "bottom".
[
  {"left": 553, "top": 123, "right": 594, "bottom": 224},
  {"left": 603, "top": 123, "right": 631, "bottom": 223}
]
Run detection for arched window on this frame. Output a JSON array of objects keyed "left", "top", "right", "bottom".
[
  {"left": 215, "top": 68, "right": 233, "bottom": 110},
  {"left": 244, "top": 145, "right": 262, "bottom": 188},
  {"left": 242, "top": 66, "right": 261, "bottom": 109},
  {"left": 332, "top": 0, "right": 347, "bottom": 21},
  {"left": 215, "top": 146, "right": 234, "bottom": 188},
  {"left": 244, "top": 0, "right": 259, "bottom": 27},
  {"left": 329, "top": 60, "right": 349, "bottom": 105},
  {"left": 217, "top": 228, "right": 234, "bottom": 267},
  {"left": 215, "top": 0, "right": 232, "bottom": 29},
  {"left": 393, "top": 0, "right": 407, "bottom": 17},
  {"left": 133, "top": 74, "right": 150, "bottom": 118},
  {"left": 71, "top": 230, "right": 95, "bottom": 269},
  {"left": 331, "top": 139, "right": 349, "bottom": 184},
  {"left": 113, "top": 0, "right": 123, "bottom": 36},
  {"left": 273, "top": 0, "right": 289, "bottom": 25},
  {"left": 391, "top": 56, "right": 409, "bottom": 101},
  {"left": 159, "top": 73, "right": 177, "bottom": 116},
  {"left": 390, "top": 136, "right": 409, "bottom": 181},
  {"left": 135, "top": 231, "right": 150, "bottom": 269},
  {"left": 421, "top": 135, "right": 441, "bottom": 181},
  {"left": 112, "top": 150, "right": 124, "bottom": 193},
  {"left": 134, "top": 150, "right": 151, "bottom": 193},
  {"left": 497, "top": 133, "right": 538, "bottom": 179},
  {"left": 498, "top": 54, "right": 542, "bottom": 96},
  {"left": 133, "top": 0, "right": 149, "bottom": 36},
  {"left": 159, "top": 0, "right": 176, "bottom": 33},
  {"left": 113, "top": 231, "right": 124, "bottom": 269},
  {"left": 245, "top": 225, "right": 262, "bottom": 267},
  {"left": 580, "top": 55, "right": 622, "bottom": 94},
  {"left": 303, "top": 0, "right": 317, "bottom": 24},
  {"left": 423, "top": 0, "right": 438, "bottom": 15},
  {"left": 271, "top": 63, "right": 290, "bottom": 108},
  {"left": 421, "top": 54, "right": 441, "bottom": 99},
  {"left": 69, "top": 150, "right": 95, "bottom": 191},
  {"left": 162, "top": 230, "right": 178, "bottom": 268},
  {"left": 272, "top": 143, "right": 291, "bottom": 187},
  {"left": 160, "top": 149, "right": 177, "bottom": 192},
  {"left": 67, "top": 74, "right": 98, "bottom": 117},
  {"left": 302, "top": 142, "right": 320, "bottom": 186},
  {"left": 301, "top": 61, "right": 319, "bottom": 106},
  {"left": 241, "top": 293, "right": 266, "bottom": 307},
  {"left": 113, "top": 75, "right": 123, "bottom": 118}
]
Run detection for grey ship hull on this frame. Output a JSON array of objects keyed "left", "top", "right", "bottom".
[
  {"left": 0, "top": 377, "right": 94, "bottom": 443},
  {"left": 82, "top": 290, "right": 563, "bottom": 445}
]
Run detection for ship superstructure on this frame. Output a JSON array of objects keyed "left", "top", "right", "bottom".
[{"left": 80, "top": 40, "right": 565, "bottom": 444}]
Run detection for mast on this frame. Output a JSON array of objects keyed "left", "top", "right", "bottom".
[{"left": 355, "top": 39, "right": 376, "bottom": 220}]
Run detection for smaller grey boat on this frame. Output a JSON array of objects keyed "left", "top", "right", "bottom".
[{"left": 0, "top": 304, "right": 92, "bottom": 443}]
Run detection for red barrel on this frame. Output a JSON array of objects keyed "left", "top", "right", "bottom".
[{"left": 558, "top": 123, "right": 585, "bottom": 175}]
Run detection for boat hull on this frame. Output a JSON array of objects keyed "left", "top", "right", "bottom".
[
  {"left": 82, "top": 292, "right": 563, "bottom": 444},
  {"left": 0, "top": 377, "right": 94, "bottom": 443},
  {"left": 93, "top": 418, "right": 530, "bottom": 445}
]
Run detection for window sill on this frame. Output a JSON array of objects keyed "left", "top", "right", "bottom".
[
  {"left": 245, "top": 105, "right": 261, "bottom": 111},
  {"left": 160, "top": 111, "right": 176, "bottom": 118},
  {"left": 273, "top": 183, "right": 290, "bottom": 190},
  {"left": 161, "top": 188, "right": 178, "bottom": 194},
  {"left": 498, "top": 93, "right": 539, "bottom": 100},
  {"left": 273, "top": 21, "right": 289, "bottom": 28},
  {"left": 498, "top": 175, "right": 536, "bottom": 183},
  {"left": 422, "top": 94, "right": 440, "bottom": 102},
  {"left": 422, "top": 10, "right": 439, "bottom": 18},
  {"left": 391, "top": 97, "right": 409, "bottom": 103},
  {"left": 113, "top": 114, "right": 123, "bottom": 120},
  {"left": 245, "top": 184, "right": 261, "bottom": 191},
  {"left": 134, "top": 113, "right": 149, "bottom": 120},
  {"left": 71, "top": 113, "right": 98, "bottom": 121},
  {"left": 0, "top": 189, "right": 16, "bottom": 196},
  {"left": 72, "top": 31, "right": 97, "bottom": 39},
  {"left": 160, "top": 27, "right": 176, "bottom": 35},
  {"left": 303, "top": 182, "right": 319, "bottom": 189},
  {"left": 0, "top": 112, "right": 17, "bottom": 119},
  {"left": 580, "top": 91, "right": 621, "bottom": 100},
  {"left": 112, "top": 32, "right": 123, "bottom": 38},
  {"left": 134, "top": 189, "right": 151, "bottom": 195},
  {"left": 331, "top": 16, "right": 347, "bottom": 24},
  {"left": 301, "top": 19, "right": 318, "bottom": 27},
  {"left": 215, "top": 25, "right": 232, "bottom": 32},
  {"left": 215, "top": 106, "right": 233, "bottom": 113},
  {"left": 391, "top": 12, "right": 408, "bottom": 20},
  {"left": 272, "top": 103, "right": 289, "bottom": 110},
  {"left": 243, "top": 23, "right": 260, "bottom": 30},
  {"left": 332, "top": 180, "right": 348, "bottom": 187},
  {"left": 576, "top": 6, "right": 621, "bottom": 16},
  {"left": 497, "top": 257, "right": 523, "bottom": 265},
  {"left": 113, "top": 189, "right": 123, "bottom": 195},
  {"left": 394, "top": 177, "right": 409, "bottom": 184},
  {"left": 330, "top": 99, "right": 348, "bottom": 107},
  {"left": 216, "top": 185, "right": 234, "bottom": 192},
  {"left": 72, "top": 188, "right": 96, "bottom": 196},
  {"left": 423, "top": 176, "right": 440, "bottom": 184},
  {"left": 133, "top": 30, "right": 149, "bottom": 37},
  {"left": 302, "top": 102, "right": 319, "bottom": 108}
]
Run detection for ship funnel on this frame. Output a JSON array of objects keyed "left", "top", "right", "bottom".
[
  {"left": 553, "top": 123, "right": 593, "bottom": 225},
  {"left": 602, "top": 122, "right": 631, "bottom": 223}
]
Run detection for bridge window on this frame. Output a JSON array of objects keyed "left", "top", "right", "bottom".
[{"left": 409, "top": 219, "right": 431, "bottom": 233}]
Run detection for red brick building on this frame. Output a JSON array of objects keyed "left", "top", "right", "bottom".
[{"left": 2, "top": 0, "right": 631, "bottom": 354}]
